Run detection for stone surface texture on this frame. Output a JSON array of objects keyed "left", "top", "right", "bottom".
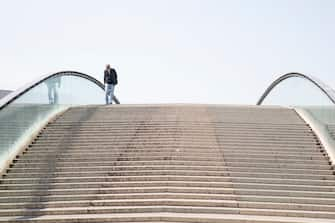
[{"left": 0, "top": 104, "right": 335, "bottom": 222}]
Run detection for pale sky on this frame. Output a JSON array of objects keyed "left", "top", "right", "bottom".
[{"left": 0, "top": 0, "right": 335, "bottom": 104}]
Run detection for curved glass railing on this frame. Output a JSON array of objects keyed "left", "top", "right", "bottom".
[
  {"left": 257, "top": 72, "right": 335, "bottom": 164},
  {"left": 257, "top": 73, "right": 335, "bottom": 106},
  {"left": 0, "top": 71, "right": 105, "bottom": 173}
]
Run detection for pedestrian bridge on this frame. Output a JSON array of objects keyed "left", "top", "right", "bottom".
[{"left": 0, "top": 71, "right": 335, "bottom": 223}]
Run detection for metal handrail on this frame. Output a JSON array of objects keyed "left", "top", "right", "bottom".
[
  {"left": 257, "top": 72, "right": 335, "bottom": 105},
  {"left": 0, "top": 71, "right": 106, "bottom": 110}
]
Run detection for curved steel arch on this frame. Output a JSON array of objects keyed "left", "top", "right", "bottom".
[
  {"left": 257, "top": 72, "right": 335, "bottom": 105},
  {"left": 0, "top": 71, "right": 105, "bottom": 110}
]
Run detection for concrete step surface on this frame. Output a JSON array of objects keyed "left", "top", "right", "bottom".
[
  {"left": 10, "top": 160, "right": 332, "bottom": 171},
  {"left": 20, "top": 152, "right": 326, "bottom": 160},
  {"left": 1, "top": 205, "right": 335, "bottom": 219},
  {"left": 4, "top": 170, "right": 335, "bottom": 182},
  {"left": 1, "top": 193, "right": 335, "bottom": 205},
  {"left": 1, "top": 212, "right": 335, "bottom": 223},
  {"left": 13, "top": 156, "right": 330, "bottom": 165},
  {"left": 1, "top": 198, "right": 335, "bottom": 212},
  {"left": 2, "top": 186, "right": 335, "bottom": 199},
  {"left": 1, "top": 105, "right": 335, "bottom": 222},
  {"left": 7, "top": 167, "right": 332, "bottom": 179}
]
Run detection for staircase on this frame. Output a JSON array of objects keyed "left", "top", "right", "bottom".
[{"left": 1, "top": 105, "right": 335, "bottom": 223}]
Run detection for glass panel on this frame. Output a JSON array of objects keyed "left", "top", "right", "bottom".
[
  {"left": 298, "top": 106, "right": 335, "bottom": 140},
  {"left": 302, "top": 106, "right": 335, "bottom": 124},
  {"left": 261, "top": 77, "right": 333, "bottom": 106},
  {"left": 15, "top": 75, "right": 104, "bottom": 105},
  {"left": 0, "top": 74, "right": 105, "bottom": 170}
]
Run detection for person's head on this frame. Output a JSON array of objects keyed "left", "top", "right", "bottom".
[{"left": 106, "top": 64, "right": 110, "bottom": 69}]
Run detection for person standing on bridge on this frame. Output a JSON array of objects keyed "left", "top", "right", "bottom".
[{"left": 104, "top": 64, "right": 118, "bottom": 104}]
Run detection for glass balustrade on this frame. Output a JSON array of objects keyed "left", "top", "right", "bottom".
[
  {"left": 261, "top": 76, "right": 334, "bottom": 106},
  {"left": 0, "top": 73, "right": 105, "bottom": 171},
  {"left": 298, "top": 106, "right": 335, "bottom": 139},
  {"left": 258, "top": 73, "right": 335, "bottom": 163},
  {"left": 258, "top": 74, "right": 335, "bottom": 125}
]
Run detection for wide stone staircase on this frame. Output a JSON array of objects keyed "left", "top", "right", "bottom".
[{"left": 0, "top": 105, "right": 335, "bottom": 222}]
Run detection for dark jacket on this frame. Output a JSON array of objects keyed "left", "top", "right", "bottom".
[{"left": 104, "top": 68, "right": 118, "bottom": 85}]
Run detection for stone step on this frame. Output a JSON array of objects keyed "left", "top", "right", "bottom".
[
  {"left": 32, "top": 133, "right": 318, "bottom": 141},
  {"left": 47, "top": 123, "right": 308, "bottom": 127},
  {"left": 32, "top": 140, "right": 318, "bottom": 147},
  {"left": 2, "top": 174, "right": 335, "bottom": 186},
  {"left": 4, "top": 170, "right": 335, "bottom": 182},
  {"left": 38, "top": 132, "right": 316, "bottom": 140},
  {"left": 11, "top": 160, "right": 332, "bottom": 170},
  {"left": 12, "top": 156, "right": 330, "bottom": 166},
  {"left": 46, "top": 122, "right": 309, "bottom": 128},
  {"left": 6, "top": 165, "right": 334, "bottom": 176},
  {"left": 46, "top": 121, "right": 307, "bottom": 125},
  {"left": 2, "top": 212, "right": 335, "bottom": 223},
  {"left": 1, "top": 181, "right": 335, "bottom": 192},
  {"left": 24, "top": 149, "right": 325, "bottom": 156},
  {"left": 2, "top": 186, "right": 335, "bottom": 199},
  {"left": 41, "top": 130, "right": 313, "bottom": 137},
  {"left": 0, "top": 205, "right": 334, "bottom": 219},
  {"left": 42, "top": 126, "right": 311, "bottom": 131},
  {"left": 37, "top": 127, "right": 315, "bottom": 133},
  {"left": 13, "top": 156, "right": 329, "bottom": 168},
  {"left": 19, "top": 152, "right": 326, "bottom": 161},
  {"left": 1, "top": 193, "right": 335, "bottom": 206},
  {"left": 36, "top": 136, "right": 317, "bottom": 143},
  {"left": 1, "top": 198, "right": 335, "bottom": 212},
  {"left": 27, "top": 146, "right": 324, "bottom": 153}
]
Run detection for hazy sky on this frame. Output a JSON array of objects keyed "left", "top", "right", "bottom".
[{"left": 1, "top": 0, "right": 335, "bottom": 104}]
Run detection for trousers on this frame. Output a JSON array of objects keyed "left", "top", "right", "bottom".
[{"left": 105, "top": 84, "right": 115, "bottom": 104}]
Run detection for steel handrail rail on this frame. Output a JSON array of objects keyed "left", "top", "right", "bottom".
[
  {"left": 0, "top": 71, "right": 105, "bottom": 111},
  {"left": 257, "top": 72, "right": 335, "bottom": 105}
]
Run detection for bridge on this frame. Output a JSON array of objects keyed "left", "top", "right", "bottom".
[{"left": 0, "top": 71, "right": 335, "bottom": 223}]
